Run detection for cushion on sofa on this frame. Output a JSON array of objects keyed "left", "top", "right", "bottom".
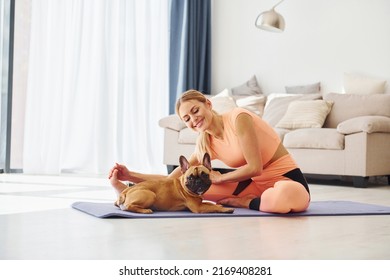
[
  {"left": 283, "top": 128, "right": 344, "bottom": 150},
  {"left": 178, "top": 127, "right": 198, "bottom": 144},
  {"left": 158, "top": 114, "right": 186, "bottom": 131},
  {"left": 231, "top": 75, "right": 263, "bottom": 96},
  {"left": 323, "top": 93, "right": 390, "bottom": 128},
  {"left": 262, "top": 93, "right": 322, "bottom": 127},
  {"left": 337, "top": 116, "right": 390, "bottom": 134},
  {"left": 210, "top": 89, "right": 237, "bottom": 113},
  {"left": 264, "top": 93, "right": 303, "bottom": 111},
  {"left": 343, "top": 73, "right": 387, "bottom": 94},
  {"left": 275, "top": 100, "right": 333, "bottom": 129},
  {"left": 285, "top": 82, "right": 321, "bottom": 94},
  {"left": 235, "top": 95, "right": 266, "bottom": 117}
]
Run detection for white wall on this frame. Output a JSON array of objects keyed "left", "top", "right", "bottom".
[{"left": 211, "top": 0, "right": 390, "bottom": 95}]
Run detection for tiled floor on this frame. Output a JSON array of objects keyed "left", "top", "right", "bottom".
[{"left": 1, "top": 173, "right": 390, "bottom": 260}]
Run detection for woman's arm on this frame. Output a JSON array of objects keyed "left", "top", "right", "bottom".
[
  {"left": 108, "top": 163, "right": 167, "bottom": 183},
  {"left": 108, "top": 152, "right": 200, "bottom": 183},
  {"left": 211, "top": 113, "right": 263, "bottom": 184}
]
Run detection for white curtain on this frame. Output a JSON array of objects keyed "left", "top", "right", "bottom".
[
  {"left": 23, "top": 0, "right": 169, "bottom": 175},
  {"left": 0, "top": 0, "right": 9, "bottom": 169}
]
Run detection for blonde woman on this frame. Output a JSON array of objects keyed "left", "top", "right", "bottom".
[{"left": 109, "top": 90, "right": 310, "bottom": 213}]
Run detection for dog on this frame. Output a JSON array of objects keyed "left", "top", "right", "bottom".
[{"left": 115, "top": 153, "right": 234, "bottom": 214}]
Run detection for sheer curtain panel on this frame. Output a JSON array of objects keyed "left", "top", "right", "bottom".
[{"left": 23, "top": 0, "right": 169, "bottom": 175}]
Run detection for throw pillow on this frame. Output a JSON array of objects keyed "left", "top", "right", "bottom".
[
  {"left": 264, "top": 93, "right": 303, "bottom": 112},
  {"left": 337, "top": 116, "right": 390, "bottom": 134},
  {"left": 231, "top": 75, "right": 263, "bottom": 96},
  {"left": 235, "top": 95, "right": 266, "bottom": 117},
  {"left": 262, "top": 93, "right": 322, "bottom": 127},
  {"left": 275, "top": 100, "right": 333, "bottom": 129},
  {"left": 323, "top": 93, "right": 390, "bottom": 128},
  {"left": 343, "top": 73, "right": 387, "bottom": 94},
  {"left": 210, "top": 88, "right": 237, "bottom": 113},
  {"left": 285, "top": 82, "right": 321, "bottom": 94}
]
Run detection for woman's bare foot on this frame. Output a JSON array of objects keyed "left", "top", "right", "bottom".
[
  {"left": 110, "top": 169, "right": 129, "bottom": 195},
  {"left": 217, "top": 194, "right": 257, "bottom": 208}
]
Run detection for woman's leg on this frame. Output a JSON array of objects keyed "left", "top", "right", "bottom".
[
  {"left": 199, "top": 163, "right": 311, "bottom": 213},
  {"left": 213, "top": 178, "right": 310, "bottom": 213},
  {"left": 203, "top": 179, "right": 262, "bottom": 202},
  {"left": 259, "top": 180, "right": 310, "bottom": 213},
  {"left": 203, "top": 180, "right": 263, "bottom": 209},
  {"left": 203, "top": 183, "right": 238, "bottom": 202}
]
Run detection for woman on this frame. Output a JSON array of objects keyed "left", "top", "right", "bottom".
[{"left": 109, "top": 89, "right": 310, "bottom": 213}]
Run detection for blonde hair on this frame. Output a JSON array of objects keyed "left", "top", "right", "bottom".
[{"left": 175, "top": 89, "right": 218, "bottom": 163}]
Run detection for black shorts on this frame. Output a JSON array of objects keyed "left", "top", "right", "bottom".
[{"left": 282, "top": 168, "right": 310, "bottom": 194}]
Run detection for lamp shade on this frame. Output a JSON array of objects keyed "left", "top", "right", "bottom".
[{"left": 255, "top": 8, "right": 285, "bottom": 32}]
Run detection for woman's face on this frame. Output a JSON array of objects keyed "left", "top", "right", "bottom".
[{"left": 178, "top": 99, "right": 213, "bottom": 132}]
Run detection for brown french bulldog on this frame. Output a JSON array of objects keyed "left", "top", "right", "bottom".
[{"left": 115, "top": 153, "right": 234, "bottom": 214}]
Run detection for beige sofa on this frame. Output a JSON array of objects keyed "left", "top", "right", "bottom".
[{"left": 158, "top": 92, "right": 390, "bottom": 187}]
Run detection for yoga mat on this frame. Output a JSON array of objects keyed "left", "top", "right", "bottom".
[{"left": 71, "top": 200, "right": 390, "bottom": 218}]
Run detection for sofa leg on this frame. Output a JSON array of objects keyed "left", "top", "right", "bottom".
[
  {"left": 388, "top": 175, "right": 390, "bottom": 185},
  {"left": 352, "top": 176, "right": 369, "bottom": 188}
]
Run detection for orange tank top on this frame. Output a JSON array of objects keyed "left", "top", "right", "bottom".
[{"left": 208, "top": 108, "right": 281, "bottom": 168}]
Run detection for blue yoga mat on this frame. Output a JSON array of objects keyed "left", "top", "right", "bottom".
[{"left": 71, "top": 200, "right": 390, "bottom": 218}]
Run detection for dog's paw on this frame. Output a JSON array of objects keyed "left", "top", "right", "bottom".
[
  {"left": 137, "top": 208, "right": 153, "bottom": 214},
  {"left": 221, "top": 207, "right": 235, "bottom": 213},
  {"left": 119, "top": 204, "right": 153, "bottom": 214}
]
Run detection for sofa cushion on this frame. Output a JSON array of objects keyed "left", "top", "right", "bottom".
[
  {"left": 158, "top": 114, "right": 186, "bottom": 131},
  {"left": 337, "top": 116, "right": 390, "bottom": 134},
  {"left": 275, "top": 100, "right": 333, "bottom": 129},
  {"left": 178, "top": 127, "right": 198, "bottom": 144},
  {"left": 323, "top": 93, "right": 390, "bottom": 128},
  {"left": 262, "top": 93, "right": 322, "bottom": 127},
  {"left": 283, "top": 128, "right": 344, "bottom": 150},
  {"left": 343, "top": 73, "right": 387, "bottom": 94},
  {"left": 210, "top": 88, "right": 237, "bottom": 114},
  {"left": 231, "top": 75, "right": 263, "bottom": 96},
  {"left": 235, "top": 95, "right": 266, "bottom": 117},
  {"left": 285, "top": 81, "right": 321, "bottom": 94}
]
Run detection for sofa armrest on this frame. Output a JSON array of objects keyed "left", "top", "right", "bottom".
[
  {"left": 337, "top": 116, "right": 390, "bottom": 135},
  {"left": 158, "top": 114, "right": 186, "bottom": 131}
]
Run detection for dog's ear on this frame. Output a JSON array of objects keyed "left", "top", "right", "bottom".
[
  {"left": 202, "top": 153, "right": 212, "bottom": 171},
  {"left": 179, "top": 156, "right": 190, "bottom": 174}
]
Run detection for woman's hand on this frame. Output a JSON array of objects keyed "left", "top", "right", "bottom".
[
  {"left": 108, "top": 164, "right": 166, "bottom": 183},
  {"left": 108, "top": 163, "right": 131, "bottom": 181},
  {"left": 210, "top": 170, "right": 223, "bottom": 184}
]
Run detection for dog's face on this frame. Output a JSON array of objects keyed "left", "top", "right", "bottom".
[{"left": 179, "top": 153, "right": 212, "bottom": 195}]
